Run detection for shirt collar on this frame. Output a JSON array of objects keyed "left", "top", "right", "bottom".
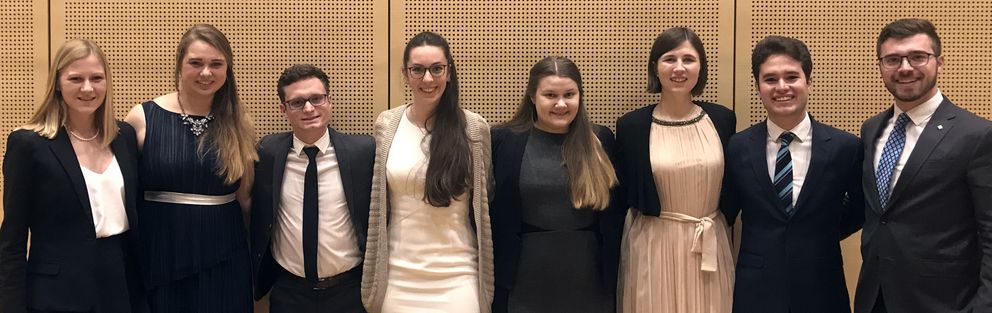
[
  {"left": 292, "top": 128, "right": 331, "bottom": 156},
  {"left": 767, "top": 112, "right": 811, "bottom": 143},
  {"left": 894, "top": 90, "right": 942, "bottom": 127}
]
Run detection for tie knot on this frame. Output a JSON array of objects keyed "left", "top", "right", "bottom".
[
  {"left": 894, "top": 112, "right": 912, "bottom": 129},
  {"left": 303, "top": 146, "right": 320, "bottom": 160},
  {"left": 779, "top": 132, "right": 795, "bottom": 146}
]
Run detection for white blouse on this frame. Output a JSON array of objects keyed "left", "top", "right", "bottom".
[{"left": 79, "top": 156, "right": 129, "bottom": 238}]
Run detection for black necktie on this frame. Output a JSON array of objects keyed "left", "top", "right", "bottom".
[
  {"left": 302, "top": 146, "right": 320, "bottom": 284},
  {"left": 774, "top": 132, "right": 796, "bottom": 216}
]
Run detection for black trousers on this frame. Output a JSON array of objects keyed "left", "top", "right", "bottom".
[{"left": 269, "top": 266, "right": 365, "bottom": 313}]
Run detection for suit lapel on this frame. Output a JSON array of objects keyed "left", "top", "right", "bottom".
[
  {"left": 887, "top": 98, "right": 955, "bottom": 208},
  {"left": 108, "top": 128, "right": 137, "bottom": 227},
  {"left": 328, "top": 127, "right": 358, "bottom": 221},
  {"left": 793, "top": 120, "right": 830, "bottom": 216},
  {"left": 48, "top": 128, "right": 93, "bottom": 222},
  {"left": 747, "top": 123, "right": 786, "bottom": 219},
  {"left": 270, "top": 133, "right": 293, "bottom": 218},
  {"left": 862, "top": 109, "right": 892, "bottom": 214}
]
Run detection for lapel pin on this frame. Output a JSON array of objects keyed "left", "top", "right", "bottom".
[{"left": 937, "top": 125, "right": 944, "bottom": 130}]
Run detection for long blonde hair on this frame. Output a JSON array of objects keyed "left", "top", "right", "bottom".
[
  {"left": 22, "top": 38, "right": 117, "bottom": 146},
  {"left": 175, "top": 24, "right": 257, "bottom": 185},
  {"left": 503, "top": 56, "right": 618, "bottom": 210}
]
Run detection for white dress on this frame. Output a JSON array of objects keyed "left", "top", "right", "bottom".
[{"left": 381, "top": 110, "right": 480, "bottom": 313}]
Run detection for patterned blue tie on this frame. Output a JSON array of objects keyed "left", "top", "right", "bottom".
[
  {"left": 774, "top": 132, "right": 796, "bottom": 216},
  {"left": 876, "top": 113, "right": 911, "bottom": 210}
]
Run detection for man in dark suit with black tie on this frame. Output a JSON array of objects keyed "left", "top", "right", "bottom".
[
  {"left": 250, "top": 64, "right": 374, "bottom": 312},
  {"left": 854, "top": 18, "right": 992, "bottom": 313},
  {"left": 724, "top": 35, "right": 865, "bottom": 313}
]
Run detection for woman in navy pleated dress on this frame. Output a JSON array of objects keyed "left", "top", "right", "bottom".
[{"left": 125, "top": 23, "right": 257, "bottom": 312}]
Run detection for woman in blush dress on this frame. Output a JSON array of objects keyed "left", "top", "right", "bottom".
[{"left": 615, "top": 27, "right": 737, "bottom": 313}]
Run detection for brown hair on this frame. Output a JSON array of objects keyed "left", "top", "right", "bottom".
[{"left": 502, "top": 56, "right": 617, "bottom": 210}]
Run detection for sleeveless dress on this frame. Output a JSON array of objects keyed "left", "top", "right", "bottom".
[
  {"left": 507, "top": 129, "right": 613, "bottom": 313},
  {"left": 137, "top": 101, "right": 251, "bottom": 312},
  {"left": 380, "top": 110, "right": 480, "bottom": 312},
  {"left": 618, "top": 112, "right": 735, "bottom": 313}
]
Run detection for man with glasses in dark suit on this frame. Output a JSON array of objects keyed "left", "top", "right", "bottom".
[
  {"left": 855, "top": 18, "right": 992, "bottom": 313},
  {"left": 250, "top": 64, "right": 374, "bottom": 312}
]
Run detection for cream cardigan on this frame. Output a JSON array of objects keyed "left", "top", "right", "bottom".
[{"left": 361, "top": 104, "right": 494, "bottom": 313}]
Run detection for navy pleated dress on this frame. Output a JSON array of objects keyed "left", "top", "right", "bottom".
[{"left": 137, "top": 101, "right": 251, "bottom": 312}]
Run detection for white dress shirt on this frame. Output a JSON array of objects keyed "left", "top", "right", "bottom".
[
  {"left": 273, "top": 129, "right": 362, "bottom": 278},
  {"left": 766, "top": 112, "right": 813, "bottom": 206},
  {"left": 872, "top": 91, "right": 943, "bottom": 198},
  {"left": 80, "top": 156, "right": 129, "bottom": 238}
]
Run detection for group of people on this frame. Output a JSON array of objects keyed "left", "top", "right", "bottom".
[{"left": 0, "top": 17, "right": 988, "bottom": 313}]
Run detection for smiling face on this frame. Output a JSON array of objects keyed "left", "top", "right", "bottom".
[
  {"left": 879, "top": 33, "right": 942, "bottom": 110},
  {"left": 59, "top": 53, "right": 107, "bottom": 119},
  {"left": 532, "top": 75, "right": 580, "bottom": 134},
  {"left": 404, "top": 45, "right": 449, "bottom": 106},
  {"left": 179, "top": 40, "right": 228, "bottom": 98},
  {"left": 756, "top": 54, "right": 810, "bottom": 123},
  {"left": 656, "top": 40, "right": 701, "bottom": 95},
  {"left": 281, "top": 77, "right": 331, "bottom": 138}
]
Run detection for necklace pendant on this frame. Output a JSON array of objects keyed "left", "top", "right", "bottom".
[{"left": 180, "top": 113, "right": 214, "bottom": 136}]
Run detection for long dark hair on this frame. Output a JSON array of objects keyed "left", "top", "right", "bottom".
[
  {"left": 404, "top": 31, "right": 470, "bottom": 207},
  {"left": 503, "top": 56, "right": 616, "bottom": 210}
]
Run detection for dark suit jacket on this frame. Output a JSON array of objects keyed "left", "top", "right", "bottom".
[
  {"left": 489, "top": 124, "right": 624, "bottom": 312},
  {"left": 0, "top": 122, "right": 146, "bottom": 313},
  {"left": 249, "top": 127, "right": 375, "bottom": 300},
  {"left": 724, "top": 118, "right": 864, "bottom": 313},
  {"left": 855, "top": 97, "right": 992, "bottom": 313},
  {"left": 615, "top": 101, "right": 736, "bottom": 216}
]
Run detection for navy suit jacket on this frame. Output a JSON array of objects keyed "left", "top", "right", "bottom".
[
  {"left": 249, "top": 127, "right": 374, "bottom": 300},
  {"left": 855, "top": 97, "right": 992, "bottom": 313},
  {"left": 0, "top": 123, "right": 146, "bottom": 313},
  {"left": 724, "top": 118, "right": 864, "bottom": 313}
]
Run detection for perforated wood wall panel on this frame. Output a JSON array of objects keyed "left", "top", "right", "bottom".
[
  {"left": 391, "top": 0, "right": 735, "bottom": 128},
  {"left": 52, "top": 0, "right": 388, "bottom": 136},
  {"left": 0, "top": 0, "right": 48, "bottom": 191},
  {"left": 737, "top": 0, "right": 992, "bottom": 134}
]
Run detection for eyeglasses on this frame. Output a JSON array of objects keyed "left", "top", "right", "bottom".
[
  {"left": 284, "top": 94, "right": 328, "bottom": 110},
  {"left": 406, "top": 64, "right": 449, "bottom": 79},
  {"left": 879, "top": 52, "right": 935, "bottom": 69}
]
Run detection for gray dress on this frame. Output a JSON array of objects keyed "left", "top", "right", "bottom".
[{"left": 507, "top": 129, "right": 613, "bottom": 313}]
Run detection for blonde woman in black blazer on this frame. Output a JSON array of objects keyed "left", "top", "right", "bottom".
[{"left": 0, "top": 39, "right": 146, "bottom": 313}]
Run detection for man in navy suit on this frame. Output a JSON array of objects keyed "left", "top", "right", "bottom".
[
  {"left": 250, "top": 64, "right": 373, "bottom": 312},
  {"left": 724, "top": 35, "right": 865, "bottom": 313},
  {"left": 854, "top": 18, "right": 992, "bottom": 313}
]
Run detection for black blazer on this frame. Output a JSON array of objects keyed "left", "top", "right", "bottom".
[
  {"left": 615, "top": 101, "right": 736, "bottom": 216},
  {"left": 854, "top": 97, "right": 992, "bottom": 313},
  {"left": 489, "top": 125, "right": 625, "bottom": 302},
  {"left": 0, "top": 122, "right": 146, "bottom": 313},
  {"left": 249, "top": 127, "right": 375, "bottom": 300},
  {"left": 723, "top": 118, "right": 864, "bottom": 313}
]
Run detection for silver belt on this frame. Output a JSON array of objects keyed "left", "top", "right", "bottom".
[{"left": 144, "top": 191, "right": 236, "bottom": 206}]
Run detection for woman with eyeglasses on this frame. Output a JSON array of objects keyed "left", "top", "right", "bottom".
[
  {"left": 615, "top": 27, "right": 736, "bottom": 312},
  {"left": 0, "top": 39, "right": 147, "bottom": 312},
  {"left": 490, "top": 56, "right": 623, "bottom": 313},
  {"left": 361, "top": 31, "right": 493, "bottom": 313},
  {"left": 124, "top": 24, "right": 256, "bottom": 312}
]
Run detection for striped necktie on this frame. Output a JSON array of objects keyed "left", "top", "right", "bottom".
[{"left": 774, "top": 132, "right": 796, "bottom": 216}]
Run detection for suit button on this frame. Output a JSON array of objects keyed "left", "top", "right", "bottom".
[
  {"left": 880, "top": 218, "right": 887, "bottom": 225},
  {"left": 268, "top": 224, "right": 272, "bottom": 229}
]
